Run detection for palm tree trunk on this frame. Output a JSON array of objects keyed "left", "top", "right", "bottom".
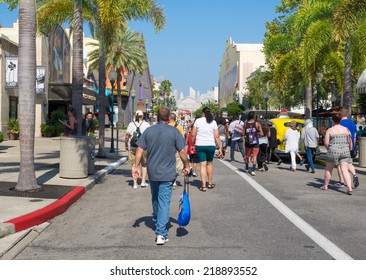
[
  {"left": 305, "top": 80, "right": 313, "bottom": 119},
  {"left": 343, "top": 38, "right": 352, "bottom": 117},
  {"left": 15, "top": 0, "right": 40, "bottom": 192},
  {"left": 71, "top": 0, "right": 83, "bottom": 135},
  {"left": 97, "top": 46, "right": 107, "bottom": 157}
]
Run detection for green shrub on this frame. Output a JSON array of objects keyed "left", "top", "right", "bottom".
[
  {"left": 0, "top": 131, "right": 3, "bottom": 143},
  {"left": 7, "top": 117, "right": 19, "bottom": 134},
  {"left": 41, "top": 110, "right": 67, "bottom": 137}
]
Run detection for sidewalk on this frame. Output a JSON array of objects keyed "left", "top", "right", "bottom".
[{"left": 0, "top": 128, "right": 128, "bottom": 256}]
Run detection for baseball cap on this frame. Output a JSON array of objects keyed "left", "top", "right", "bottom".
[{"left": 135, "top": 110, "right": 143, "bottom": 116}]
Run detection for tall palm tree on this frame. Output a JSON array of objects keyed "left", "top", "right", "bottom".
[
  {"left": 87, "top": 30, "right": 147, "bottom": 128},
  {"left": 37, "top": 0, "right": 165, "bottom": 157},
  {"left": 16, "top": 0, "right": 41, "bottom": 191},
  {"left": 334, "top": 0, "right": 366, "bottom": 114}
]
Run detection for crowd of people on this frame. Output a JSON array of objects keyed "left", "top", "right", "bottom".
[{"left": 124, "top": 106, "right": 361, "bottom": 245}]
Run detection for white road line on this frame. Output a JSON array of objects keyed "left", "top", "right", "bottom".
[{"left": 220, "top": 160, "right": 353, "bottom": 260}]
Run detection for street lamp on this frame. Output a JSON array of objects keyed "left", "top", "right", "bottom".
[
  {"left": 131, "top": 88, "right": 136, "bottom": 120},
  {"left": 264, "top": 91, "right": 269, "bottom": 120},
  {"left": 145, "top": 97, "right": 149, "bottom": 118},
  {"left": 316, "top": 72, "right": 324, "bottom": 130},
  {"left": 108, "top": 69, "right": 117, "bottom": 153}
]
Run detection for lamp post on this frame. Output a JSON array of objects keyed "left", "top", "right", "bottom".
[
  {"left": 316, "top": 72, "right": 323, "bottom": 130},
  {"left": 131, "top": 88, "right": 136, "bottom": 120},
  {"left": 108, "top": 69, "right": 117, "bottom": 153},
  {"left": 264, "top": 91, "right": 269, "bottom": 120},
  {"left": 145, "top": 97, "right": 149, "bottom": 119}
]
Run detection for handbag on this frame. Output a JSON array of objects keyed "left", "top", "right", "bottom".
[
  {"left": 350, "top": 148, "right": 357, "bottom": 159},
  {"left": 177, "top": 176, "right": 191, "bottom": 227}
]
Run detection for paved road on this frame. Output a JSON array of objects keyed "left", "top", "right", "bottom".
[{"left": 13, "top": 156, "right": 366, "bottom": 260}]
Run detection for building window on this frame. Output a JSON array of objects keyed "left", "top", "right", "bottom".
[{"left": 9, "top": 96, "right": 18, "bottom": 119}]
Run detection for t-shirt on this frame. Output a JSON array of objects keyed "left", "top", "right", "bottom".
[
  {"left": 194, "top": 117, "right": 218, "bottom": 146},
  {"left": 136, "top": 123, "right": 185, "bottom": 181},
  {"left": 228, "top": 120, "right": 244, "bottom": 141},
  {"left": 126, "top": 121, "right": 150, "bottom": 148},
  {"left": 340, "top": 119, "right": 356, "bottom": 150},
  {"left": 169, "top": 121, "right": 185, "bottom": 136}
]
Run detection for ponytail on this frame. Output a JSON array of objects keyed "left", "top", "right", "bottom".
[{"left": 202, "top": 107, "right": 213, "bottom": 124}]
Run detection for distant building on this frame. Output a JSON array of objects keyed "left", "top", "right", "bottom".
[
  {"left": 176, "top": 96, "right": 201, "bottom": 117},
  {"left": 218, "top": 38, "right": 265, "bottom": 107}
]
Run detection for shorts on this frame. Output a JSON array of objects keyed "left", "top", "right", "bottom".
[
  {"left": 188, "top": 153, "right": 199, "bottom": 163},
  {"left": 128, "top": 149, "right": 147, "bottom": 165},
  {"left": 245, "top": 145, "right": 259, "bottom": 158},
  {"left": 196, "top": 145, "right": 216, "bottom": 163}
]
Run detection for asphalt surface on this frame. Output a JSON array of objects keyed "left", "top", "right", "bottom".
[{"left": 12, "top": 155, "right": 366, "bottom": 260}]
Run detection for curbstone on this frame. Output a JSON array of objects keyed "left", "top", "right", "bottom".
[{"left": 0, "top": 156, "right": 128, "bottom": 239}]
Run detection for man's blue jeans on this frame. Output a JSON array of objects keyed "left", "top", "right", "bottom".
[
  {"left": 150, "top": 180, "right": 173, "bottom": 237},
  {"left": 306, "top": 147, "right": 316, "bottom": 171},
  {"left": 230, "top": 139, "right": 245, "bottom": 161}
]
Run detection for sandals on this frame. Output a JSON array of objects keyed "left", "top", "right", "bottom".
[
  {"left": 199, "top": 187, "right": 207, "bottom": 192},
  {"left": 207, "top": 184, "right": 215, "bottom": 189}
]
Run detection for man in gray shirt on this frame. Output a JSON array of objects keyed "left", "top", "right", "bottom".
[
  {"left": 302, "top": 119, "right": 319, "bottom": 173},
  {"left": 133, "top": 107, "right": 190, "bottom": 245}
]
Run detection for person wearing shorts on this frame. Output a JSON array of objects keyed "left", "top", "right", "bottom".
[{"left": 191, "top": 107, "right": 222, "bottom": 191}]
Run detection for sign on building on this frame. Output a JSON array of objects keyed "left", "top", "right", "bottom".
[
  {"left": 36, "top": 66, "right": 46, "bottom": 94},
  {"left": 5, "top": 56, "right": 18, "bottom": 88}
]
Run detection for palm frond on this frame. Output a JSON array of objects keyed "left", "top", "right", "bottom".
[{"left": 333, "top": 0, "right": 366, "bottom": 41}]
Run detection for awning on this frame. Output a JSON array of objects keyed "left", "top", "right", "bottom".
[
  {"left": 48, "top": 83, "right": 97, "bottom": 105},
  {"left": 178, "top": 109, "right": 191, "bottom": 114}
]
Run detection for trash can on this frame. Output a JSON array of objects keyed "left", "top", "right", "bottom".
[
  {"left": 359, "top": 137, "right": 366, "bottom": 167},
  {"left": 59, "top": 136, "right": 89, "bottom": 179}
]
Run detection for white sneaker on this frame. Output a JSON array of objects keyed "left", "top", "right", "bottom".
[
  {"left": 156, "top": 235, "right": 169, "bottom": 245},
  {"left": 250, "top": 171, "right": 256, "bottom": 176},
  {"left": 133, "top": 185, "right": 138, "bottom": 190},
  {"left": 140, "top": 182, "right": 149, "bottom": 188}
]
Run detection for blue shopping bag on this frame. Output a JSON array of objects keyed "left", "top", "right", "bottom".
[{"left": 177, "top": 176, "right": 191, "bottom": 227}]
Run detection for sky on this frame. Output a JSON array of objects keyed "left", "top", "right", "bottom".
[{"left": 0, "top": 0, "right": 281, "bottom": 97}]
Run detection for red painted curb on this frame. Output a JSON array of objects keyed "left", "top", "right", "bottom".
[{"left": 4, "top": 186, "right": 86, "bottom": 232}]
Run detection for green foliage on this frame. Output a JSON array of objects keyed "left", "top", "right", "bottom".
[
  {"left": 0, "top": 131, "right": 3, "bottom": 143},
  {"left": 223, "top": 102, "right": 245, "bottom": 116},
  {"left": 40, "top": 110, "right": 66, "bottom": 137},
  {"left": 7, "top": 117, "right": 19, "bottom": 134},
  {"left": 160, "top": 80, "right": 172, "bottom": 94},
  {"left": 194, "top": 101, "right": 219, "bottom": 119}
]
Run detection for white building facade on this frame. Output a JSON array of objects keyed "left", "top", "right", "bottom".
[{"left": 218, "top": 38, "right": 265, "bottom": 107}]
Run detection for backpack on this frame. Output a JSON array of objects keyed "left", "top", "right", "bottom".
[
  {"left": 245, "top": 121, "right": 258, "bottom": 146},
  {"left": 130, "top": 122, "right": 142, "bottom": 148}
]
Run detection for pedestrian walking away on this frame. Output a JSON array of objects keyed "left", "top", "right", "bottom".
[
  {"left": 191, "top": 107, "right": 223, "bottom": 191},
  {"left": 228, "top": 115, "right": 246, "bottom": 162},
  {"left": 132, "top": 107, "right": 190, "bottom": 245},
  {"left": 125, "top": 110, "right": 150, "bottom": 189},
  {"left": 267, "top": 121, "right": 282, "bottom": 165},
  {"left": 302, "top": 119, "right": 319, "bottom": 174},
  {"left": 285, "top": 120, "right": 300, "bottom": 172},
  {"left": 321, "top": 113, "right": 353, "bottom": 195},
  {"left": 338, "top": 108, "right": 359, "bottom": 188},
  {"left": 244, "top": 111, "right": 263, "bottom": 176},
  {"left": 169, "top": 113, "right": 185, "bottom": 188},
  {"left": 186, "top": 121, "right": 199, "bottom": 177},
  {"left": 257, "top": 119, "right": 270, "bottom": 172}
]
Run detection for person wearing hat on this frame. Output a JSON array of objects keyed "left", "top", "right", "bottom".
[
  {"left": 284, "top": 120, "right": 300, "bottom": 171},
  {"left": 125, "top": 110, "right": 150, "bottom": 189}
]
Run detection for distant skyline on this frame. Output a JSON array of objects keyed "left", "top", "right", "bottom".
[{"left": 0, "top": 1, "right": 281, "bottom": 96}]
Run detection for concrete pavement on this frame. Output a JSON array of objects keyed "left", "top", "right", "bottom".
[{"left": 0, "top": 129, "right": 127, "bottom": 257}]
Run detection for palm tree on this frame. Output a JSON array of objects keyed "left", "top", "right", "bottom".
[
  {"left": 16, "top": 0, "right": 41, "bottom": 192},
  {"left": 333, "top": 0, "right": 366, "bottom": 114},
  {"left": 37, "top": 0, "right": 165, "bottom": 157},
  {"left": 87, "top": 30, "right": 147, "bottom": 129}
]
